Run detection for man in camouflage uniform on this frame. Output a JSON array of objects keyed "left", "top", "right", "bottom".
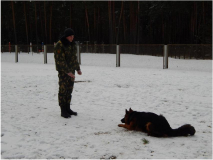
[{"left": 54, "top": 28, "right": 82, "bottom": 118}]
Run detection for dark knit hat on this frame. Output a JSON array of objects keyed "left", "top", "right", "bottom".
[{"left": 64, "top": 28, "right": 75, "bottom": 37}]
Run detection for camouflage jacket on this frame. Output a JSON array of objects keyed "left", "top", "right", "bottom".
[{"left": 54, "top": 38, "right": 80, "bottom": 73}]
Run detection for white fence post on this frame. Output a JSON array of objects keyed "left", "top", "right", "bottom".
[
  {"left": 15, "top": 45, "right": 18, "bottom": 63},
  {"left": 163, "top": 44, "right": 168, "bottom": 69},
  {"left": 77, "top": 43, "right": 81, "bottom": 65},
  {"left": 116, "top": 45, "right": 120, "bottom": 67},
  {"left": 44, "top": 45, "right": 47, "bottom": 64}
]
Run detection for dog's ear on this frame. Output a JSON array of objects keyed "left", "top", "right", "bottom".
[
  {"left": 125, "top": 109, "right": 129, "bottom": 114},
  {"left": 129, "top": 108, "right": 133, "bottom": 112}
]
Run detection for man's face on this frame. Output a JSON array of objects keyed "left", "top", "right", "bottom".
[{"left": 66, "top": 35, "right": 74, "bottom": 42}]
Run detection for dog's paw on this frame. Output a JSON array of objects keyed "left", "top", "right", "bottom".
[{"left": 118, "top": 124, "right": 123, "bottom": 127}]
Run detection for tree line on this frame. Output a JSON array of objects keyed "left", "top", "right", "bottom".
[{"left": 1, "top": 1, "right": 212, "bottom": 45}]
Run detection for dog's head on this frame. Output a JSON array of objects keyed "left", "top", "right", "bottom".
[{"left": 121, "top": 108, "right": 134, "bottom": 124}]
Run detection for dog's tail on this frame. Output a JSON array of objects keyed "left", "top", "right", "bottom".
[{"left": 168, "top": 124, "right": 196, "bottom": 137}]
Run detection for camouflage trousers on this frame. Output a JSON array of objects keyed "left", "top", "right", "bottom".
[{"left": 58, "top": 71, "right": 75, "bottom": 107}]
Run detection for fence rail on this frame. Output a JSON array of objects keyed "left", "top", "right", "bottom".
[{"left": 1, "top": 44, "right": 212, "bottom": 59}]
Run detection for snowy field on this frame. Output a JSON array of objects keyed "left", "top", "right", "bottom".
[{"left": 1, "top": 52, "right": 212, "bottom": 159}]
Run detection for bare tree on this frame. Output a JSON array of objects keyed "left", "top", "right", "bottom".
[
  {"left": 44, "top": 1, "right": 47, "bottom": 44},
  {"left": 49, "top": 2, "right": 53, "bottom": 44},
  {"left": 122, "top": 3, "right": 127, "bottom": 43},
  {"left": 39, "top": 2, "right": 44, "bottom": 44},
  {"left": 70, "top": 4, "right": 72, "bottom": 27},
  {"left": 34, "top": 2, "right": 38, "bottom": 45},
  {"left": 202, "top": 1, "right": 205, "bottom": 43},
  {"left": 11, "top": 1, "right": 17, "bottom": 44},
  {"left": 93, "top": 2, "right": 96, "bottom": 41},
  {"left": 116, "top": 1, "right": 124, "bottom": 44},
  {"left": 85, "top": 5, "right": 90, "bottom": 41},
  {"left": 23, "top": 2, "right": 29, "bottom": 44},
  {"left": 137, "top": 1, "right": 140, "bottom": 44},
  {"left": 108, "top": 1, "right": 113, "bottom": 44}
]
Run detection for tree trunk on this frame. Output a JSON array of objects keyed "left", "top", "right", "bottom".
[
  {"left": 112, "top": 1, "right": 116, "bottom": 42},
  {"left": 130, "top": 2, "right": 136, "bottom": 44},
  {"left": 162, "top": 14, "right": 164, "bottom": 44},
  {"left": 122, "top": 3, "right": 126, "bottom": 43},
  {"left": 44, "top": 1, "right": 47, "bottom": 44},
  {"left": 94, "top": 3, "right": 96, "bottom": 42},
  {"left": 49, "top": 2, "right": 53, "bottom": 44},
  {"left": 130, "top": 2, "right": 133, "bottom": 44},
  {"left": 97, "top": 6, "right": 100, "bottom": 43},
  {"left": 108, "top": 1, "right": 113, "bottom": 44},
  {"left": 194, "top": 2, "right": 198, "bottom": 57},
  {"left": 29, "top": 2, "right": 33, "bottom": 44},
  {"left": 23, "top": 2, "right": 29, "bottom": 44},
  {"left": 202, "top": 1, "right": 205, "bottom": 43},
  {"left": 11, "top": 1, "right": 17, "bottom": 44},
  {"left": 137, "top": 1, "right": 140, "bottom": 44},
  {"left": 116, "top": 1, "right": 124, "bottom": 45},
  {"left": 85, "top": 5, "right": 90, "bottom": 41},
  {"left": 191, "top": 5, "right": 195, "bottom": 43},
  {"left": 34, "top": 2, "right": 39, "bottom": 46},
  {"left": 39, "top": 2, "right": 44, "bottom": 44},
  {"left": 70, "top": 4, "right": 72, "bottom": 27}
]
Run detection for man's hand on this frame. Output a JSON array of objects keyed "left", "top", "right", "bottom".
[
  {"left": 77, "top": 70, "right": 82, "bottom": 75},
  {"left": 67, "top": 72, "right": 75, "bottom": 78}
]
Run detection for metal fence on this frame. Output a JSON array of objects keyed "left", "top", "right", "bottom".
[
  {"left": 80, "top": 44, "right": 117, "bottom": 54},
  {"left": 1, "top": 45, "right": 54, "bottom": 53},
  {"left": 120, "top": 44, "right": 164, "bottom": 56},
  {"left": 1, "top": 44, "right": 212, "bottom": 59},
  {"left": 168, "top": 44, "right": 212, "bottom": 59}
]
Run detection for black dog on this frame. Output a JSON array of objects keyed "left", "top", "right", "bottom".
[{"left": 118, "top": 108, "right": 196, "bottom": 137}]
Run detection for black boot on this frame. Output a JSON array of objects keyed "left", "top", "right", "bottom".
[
  {"left": 60, "top": 106, "right": 71, "bottom": 118},
  {"left": 66, "top": 104, "right": 77, "bottom": 116}
]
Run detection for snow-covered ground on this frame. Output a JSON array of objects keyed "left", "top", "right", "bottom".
[{"left": 1, "top": 52, "right": 212, "bottom": 159}]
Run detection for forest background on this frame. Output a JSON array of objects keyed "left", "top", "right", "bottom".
[{"left": 1, "top": 1, "right": 212, "bottom": 45}]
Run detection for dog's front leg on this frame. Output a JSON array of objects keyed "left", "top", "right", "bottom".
[
  {"left": 118, "top": 123, "right": 134, "bottom": 130},
  {"left": 118, "top": 124, "right": 125, "bottom": 128}
]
